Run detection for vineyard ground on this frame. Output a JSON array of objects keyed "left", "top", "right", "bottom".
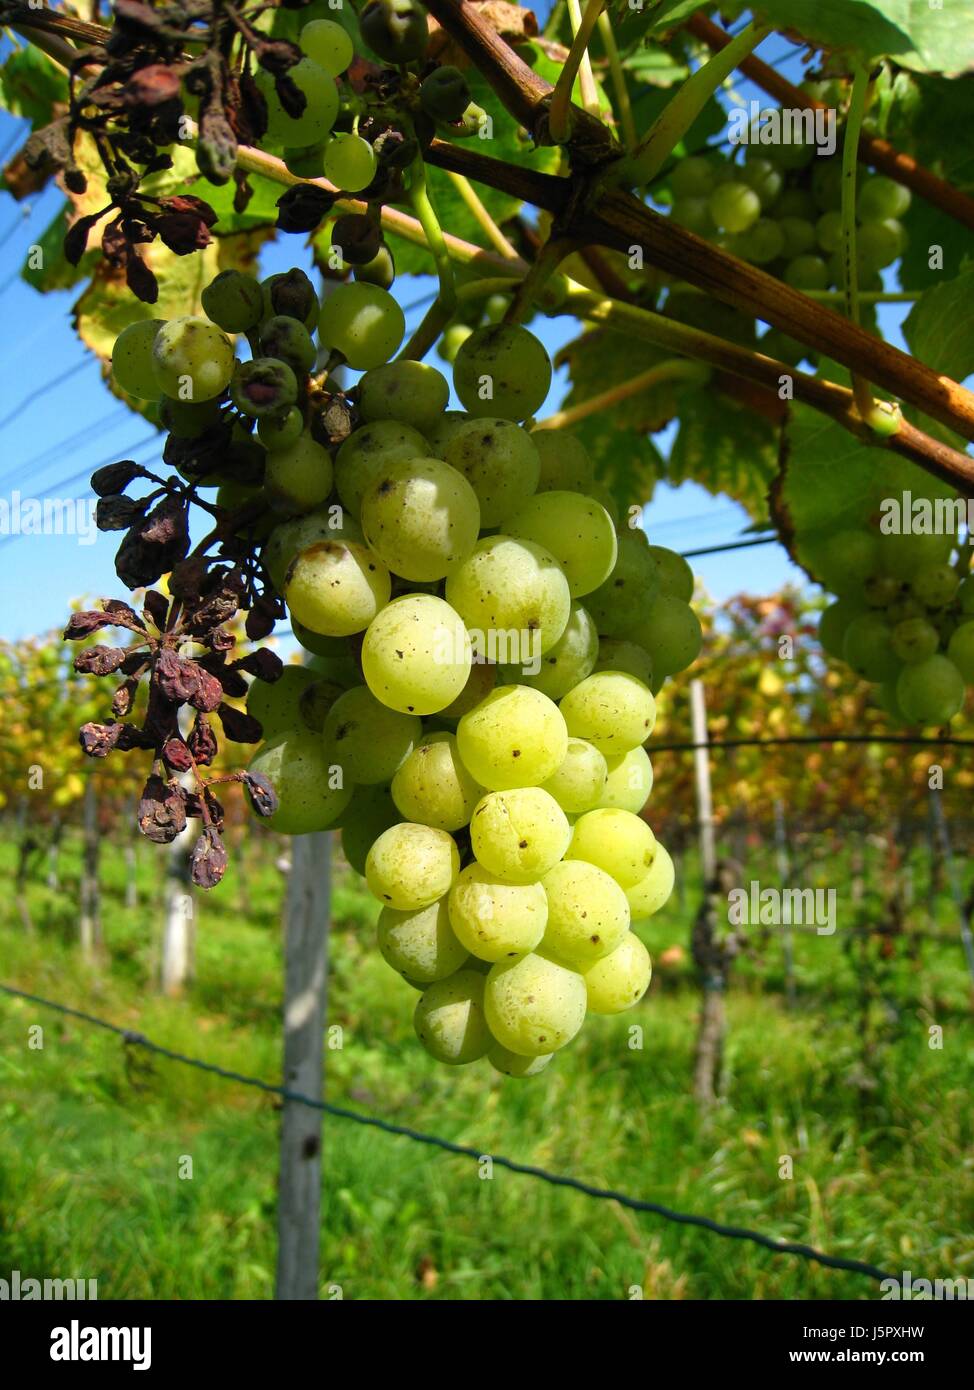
[{"left": 0, "top": 832, "right": 971, "bottom": 1301}]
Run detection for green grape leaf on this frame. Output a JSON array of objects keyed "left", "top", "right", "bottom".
[
  {"left": 0, "top": 47, "right": 68, "bottom": 127},
  {"left": 903, "top": 266, "right": 974, "bottom": 380},
  {"left": 747, "top": 1, "right": 974, "bottom": 75},
  {"left": 884, "top": 74, "right": 974, "bottom": 191},
  {"left": 899, "top": 198, "right": 972, "bottom": 289},
  {"left": 20, "top": 210, "right": 99, "bottom": 293},
  {"left": 668, "top": 386, "right": 778, "bottom": 521}
]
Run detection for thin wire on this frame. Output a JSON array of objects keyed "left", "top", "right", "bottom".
[
  {"left": 651, "top": 733, "right": 974, "bottom": 752},
  {"left": 0, "top": 982, "right": 899, "bottom": 1285},
  {"left": 681, "top": 536, "right": 778, "bottom": 558},
  {"left": 0, "top": 358, "right": 90, "bottom": 432},
  {"left": 0, "top": 407, "right": 132, "bottom": 492}
]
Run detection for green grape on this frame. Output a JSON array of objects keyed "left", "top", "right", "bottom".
[
  {"left": 299, "top": 18, "right": 355, "bottom": 76},
  {"left": 815, "top": 209, "right": 843, "bottom": 253},
  {"left": 875, "top": 678, "right": 910, "bottom": 726},
  {"left": 775, "top": 188, "right": 816, "bottom": 219},
  {"left": 378, "top": 896, "right": 468, "bottom": 984},
  {"left": 448, "top": 864, "right": 547, "bottom": 962},
  {"left": 151, "top": 317, "right": 235, "bottom": 401},
  {"left": 391, "top": 731, "right": 483, "bottom": 831},
  {"left": 857, "top": 218, "right": 903, "bottom": 272},
  {"left": 857, "top": 175, "right": 911, "bottom": 223},
  {"left": 319, "top": 283, "right": 405, "bottom": 370},
  {"left": 767, "top": 139, "right": 816, "bottom": 172},
  {"left": 530, "top": 429, "right": 595, "bottom": 494},
  {"left": 324, "top": 132, "right": 377, "bottom": 192},
  {"left": 360, "top": 0, "right": 429, "bottom": 63},
  {"left": 453, "top": 324, "right": 552, "bottom": 421},
  {"left": 484, "top": 953, "right": 586, "bottom": 1057},
  {"left": 864, "top": 573, "right": 901, "bottom": 608},
  {"left": 420, "top": 65, "right": 472, "bottom": 122},
  {"left": 946, "top": 622, "right": 974, "bottom": 681},
  {"left": 341, "top": 784, "right": 399, "bottom": 876},
  {"left": 248, "top": 728, "right": 353, "bottom": 834},
  {"left": 878, "top": 530, "right": 954, "bottom": 580},
  {"left": 255, "top": 59, "right": 339, "bottom": 147},
  {"left": 259, "top": 316, "right": 316, "bottom": 375},
  {"left": 957, "top": 577, "right": 974, "bottom": 614},
  {"left": 783, "top": 254, "right": 830, "bottom": 291},
  {"left": 247, "top": 664, "right": 320, "bottom": 739},
  {"left": 503, "top": 603, "right": 598, "bottom": 701},
  {"left": 670, "top": 196, "right": 714, "bottom": 236},
  {"left": 285, "top": 539, "right": 390, "bottom": 636},
  {"left": 457, "top": 684, "right": 567, "bottom": 790},
  {"left": 501, "top": 491, "right": 617, "bottom": 598},
  {"left": 335, "top": 420, "right": 430, "bottom": 517},
  {"left": 282, "top": 143, "right": 327, "bottom": 179},
  {"left": 626, "top": 842, "right": 674, "bottom": 920},
  {"left": 323, "top": 684, "right": 420, "bottom": 784},
  {"left": 594, "top": 637, "right": 653, "bottom": 687},
  {"left": 891, "top": 617, "right": 940, "bottom": 665},
  {"left": 264, "top": 506, "right": 362, "bottom": 591},
  {"left": 707, "top": 182, "right": 761, "bottom": 233},
  {"left": 560, "top": 671, "right": 656, "bottom": 756},
  {"left": 647, "top": 544, "right": 694, "bottom": 602},
  {"left": 425, "top": 410, "right": 477, "bottom": 458},
  {"left": 811, "top": 158, "right": 843, "bottom": 210},
  {"left": 886, "top": 594, "right": 924, "bottom": 626},
  {"left": 366, "top": 822, "right": 460, "bottom": 909},
  {"left": 803, "top": 527, "right": 878, "bottom": 597},
  {"left": 261, "top": 269, "right": 319, "bottom": 329},
  {"left": 231, "top": 357, "right": 299, "bottom": 420},
  {"left": 778, "top": 216, "right": 817, "bottom": 258},
  {"left": 112, "top": 319, "right": 166, "bottom": 399},
  {"left": 583, "top": 933, "right": 652, "bottom": 1014},
  {"left": 362, "top": 593, "right": 472, "bottom": 715},
  {"left": 540, "top": 737, "right": 608, "bottom": 814},
  {"left": 633, "top": 595, "right": 702, "bottom": 677},
  {"left": 541, "top": 860, "right": 630, "bottom": 968},
  {"left": 360, "top": 456, "right": 481, "bottom": 582},
  {"left": 896, "top": 655, "right": 964, "bottom": 726},
  {"left": 586, "top": 482, "right": 620, "bottom": 527},
  {"left": 446, "top": 535, "right": 571, "bottom": 664},
  {"left": 818, "top": 598, "right": 863, "bottom": 659},
  {"left": 487, "top": 1044, "right": 552, "bottom": 1078},
  {"left": 437, "top": 323, "right": 473, "bottom": 365},
  {"left": 201, "top": 270, "right": 263, "bottom": 333},
  {"left": 583, "top": 528, "right": 660, "bottom": 637},
  {"left": 565, "top": 807, "right": 656, "bottom": 889},
  {"left": 437, "top": 660, "right": 497, "bottom": 722},
  {"left": 739, "top": 155, "right": 783, "bottom": 208},
  {"left": 910, "top": 562, "right": 959, "bottom": 609},
  {"left": 444, "top": 419, "right": 541, "bottom": 526},
  {"left": 597, "top": 746, "right": 653, "bottom": 815},
  {"left": 413, "top": 968, "right": 490, "bottom": 1065},
  {"left": 843, "top": 612, "right": 900, "bottom": 683},
  {"left": 484, "top": 294, "right": 509, "bottom": 323},
  {"left": 470, "top": 787, "right": 571, "bottom": 884},
  {"left": 670, "top": 155, "right": 716, "bottom": 197},
  {"left": 265, "top": 432, "right": 334, "bottom": 513},
  {"left": 358, "top": 360, "right": 449, "bottom": 433},
  {"left": 732, "top": 217, "right": 785, "bottom": 264},
  {"left": 258, "top": 406, "right": 304, "bottom": 453},
  {"left": 160, "top": 395, "right": 222, "bottom": 439}
]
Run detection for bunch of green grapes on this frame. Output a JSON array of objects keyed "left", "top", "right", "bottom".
[
  {"left": 804, "top": 520, "right": 972, "bottom": 726},
  {"left": 238, "top": 317, "right": 702, "bottom": 1079}
]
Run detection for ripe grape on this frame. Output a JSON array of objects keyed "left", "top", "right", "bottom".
[
  {"left": 358, "top": 360, "right": 449, "bottom": 433},
  {"left": 360, "top": 456, "right": 481, "bottom": 582},
  {"left": 597, "top": 746, "right": 653, "bottom": 814},
  {"left": 201, "top": 270, "right": 263, "bottom": 333},
  {"left": 708, "top": 182, "right": 761, "bottom": 233},
  {"left": 484, "top": 953, "right": 586, "bottom": 1056},
  {"left": 446, "top": 535, "right": 571, "bottom": 663},
  {"left": 248, "top": 728, "right": 352, "bottom": 834},
  {"left": 560, "top": 670, "right": 656, "bottom": 756},
  {"left": 818, "top": 598, "right": 863, "bottom": 659},
  {"left": 784, "top": 254, "right": 830, "bottom": 291},
  {"left": 857, "top": 218, "right": 903, "bottom": 272},
  {"left": 324, "top": 132, "right": 377, "bottom": 192},
  {"left": 453, "top": 324, "right": 552, "bottom": 421},
  {"left": 594, "top": 637, "right": 653, "bottom": 688},
  {"left": 378, "top": 897, "right": 468, "bottom": 985},
  {"left": 152, "top": 317, "right": 234, "bottom": 401},
  {"left": 541, "top": 860, "right": 630, "bottom": 967},
  {"left": 633, "top": 594, "right": 702, "bottom": 677},
  {"left": 160, "top": 395, "right": 222, "bottom": 439},
  {"left": 910, "top": 562, "right": 959, "bottom": 609},
  {"left": 299, "top": 18, "right": 355, "bottom": 75},
  {"left": 857, "top": 175, "right": 911, "bottom": 222},
  {"left": 739, "top": 155, "right": 783, "bottom": 208},
  {"left": 626, "top": 843, "right": 675, "bottom": 920},
  {"left": 112, "top": 319, "right": 166, "bottom": 399},
  {"left": 896, "top": 655, "right": 964, "bottom": 726},
  {"left": 335, "top": 420, "right": 430, "bottom": 517},
  {"left": 891, "top": 617, "right": 940, "bottom": 664},
  {"left": 647, "top": 544, "right": 694, "bottom": 602},
  {"left": 583, "top": 529, "right": 660, "bottom": 637},
  {"left": 540, "top": 737, "right": 608, "bottom": 814},
  {"left": 255, "top": 59, "right": 339, "bottom": 147},
  {"left": 530, "top": 430, "right": 595, "bottom": 493},
  {"left": 444, "top": 419, "right": 541, "bottom": 526},
  {"left": 437, "top": 660, "right": 497, "bottom": 721},
  {"left": 258, "top": 406, "right": 304, "bottom": 453},
  {"left": 733, "top": 217, "right": 784, "bottom": 264},
  {"left": 457, "top": 684, "right": 567, "bottom": 790},
  {"left": 341, "top": 784, "right": 399, "bottom": 876},
  {"left": 501, "top": 491, "right": 617, "bottom": 598},
  {"left": 284, "top": 539, "right": 390, "bottom": 636},
  {"left": 362, "top": 593, "right": 472, "bottom": 714},
  {"left": 391, "top": 731, "right": 483, "bottom": 830},
  {"left": 265, "top": 432, "right": 334, "bottom": 513},
  {"left": 414, "top": 968, "right": 490, "bottom": 1065},
  {"left": 263, "top": 507, "right": 362, "bottom": 591},
  {"left": 566, "top": 807, "right": 657, "bottom": 889},
  {"left": 323, "top": 685, "right": 420, "bottom": 784},
  {"left": 670, "top": 155, "right": 716, "bottom": 197},
  {"left": 583, "top": 933, "right": 652, "bottom": 1014},
  {"left": 878, "top": 529, "right": 954, "bottom": 579},
  {"left": 487, "top": 1044, "right": 552, "bottom": 1078},
  {"left": 778, "top": 216, "right": 817, "bottom": 257},
  {"left": 319, "top": 282, "right": 405, "bottom": 369},
  {"left": 448, "top": 864, "right": 547, "bottom": 962},
  {"left": 366, "top": 821, "right": 460, "bottom": 909},
  {"left": 470, "top": 787, "right": 571, "bottom": 883},
  {"left": 843, "top": 612, "right": 900, "bottom": 682},
  {"left": 504, "top": 603, "right": 598, "bottom": 700},
  {"left": 246, "top": 664, "right": 322, "bottom": 739},
  {"left": 946, "top": 622, "right": 974, "bottom": 681}
]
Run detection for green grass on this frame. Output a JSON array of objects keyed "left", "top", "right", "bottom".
[{"left": 1, "top": 830, "right": 972, "bottom": 1300}]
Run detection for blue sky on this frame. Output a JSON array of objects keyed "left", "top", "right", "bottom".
[{"left": 0, "top": 21, "right": 929, "bottom": 646}]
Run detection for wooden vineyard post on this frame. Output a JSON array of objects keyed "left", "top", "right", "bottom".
[
  {"left": 160, "top": 823, "right": 196, "bottom": 997},
  {"left": 276, "top": 831, "right": 332, "bottom": 1301},
  {"left": 690, "top": 680, "right": 716, "bottom": 886}
]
